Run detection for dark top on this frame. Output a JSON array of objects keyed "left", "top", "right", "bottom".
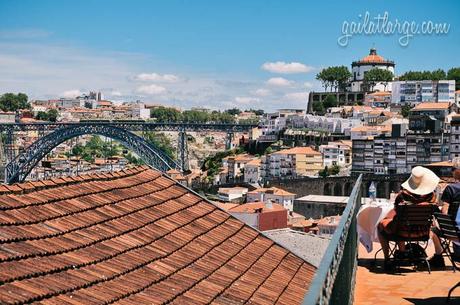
[
  {"left": 441, "top": 183, "right": 460, "bottom": 216},
  {"left": 395, "top": 189, "right": 437, "bottom": 206}
]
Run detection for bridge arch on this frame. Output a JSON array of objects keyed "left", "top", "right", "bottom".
[
  {"left": 333, "top": 183, "right": 343, "bottom": 196},
  {"left": 324, "top": 183, "right": 332, "bottom": 195},
  {"left": 5, "top": 124, "right": 179, "bottom": 184}
]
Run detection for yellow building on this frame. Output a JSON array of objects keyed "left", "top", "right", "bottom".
[{"left": 261, "top": 146, "right": 323, "bottom": 178}]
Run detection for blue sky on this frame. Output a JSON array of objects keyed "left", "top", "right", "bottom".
[{"left": 0, "top": 0, "right": 459, "bottom": 110}]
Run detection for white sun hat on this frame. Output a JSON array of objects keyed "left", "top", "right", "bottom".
[{"left": 401, "top": 166, "right": 440, "bottom": 196}]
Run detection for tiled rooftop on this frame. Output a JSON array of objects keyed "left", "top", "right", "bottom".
[
  {"left": 355, "top": 242, "right": 460, "bottom": 305},
  {"left": 0, "top": 166, "right": 315, "bottom": 305}
]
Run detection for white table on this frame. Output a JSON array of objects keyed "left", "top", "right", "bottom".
[{"left": 357, "top": 200, "right": 394, "bottom": 253}]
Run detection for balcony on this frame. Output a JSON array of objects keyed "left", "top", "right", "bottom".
[{"left": 302, "top": 175, "right": 460, "bottom": 305}]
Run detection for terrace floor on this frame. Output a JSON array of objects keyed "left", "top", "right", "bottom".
[{"left": 354, "top": 242, "right": 460, "bottom": 305}]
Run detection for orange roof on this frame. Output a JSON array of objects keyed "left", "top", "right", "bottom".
[
  {"left": 317, "top": 215, "right": 341, "bottom": 226},
  {"left": 227, "top": 154, "right": 255, "bottom": 162},
  {"left": 351, "top": 125, "right": 392, "bottom": 132},
  {"left": 248, "top": 186, "right": 296, "bottom": 196},
  {"left": 273, "top": 146, "right": 321, "bottom": 156},
  {"left": 0, "top": 166, "right": 315, "bottom": 304},
  {"left": 291, "top": 219, "right": 314, "bottom": 228},
  {"left": 411, "top": 102, "right": 451, "bottom": 110},
  {"left": 214, "top": 202, "right": 240, "bottom": 211},
  {"left": 229, "top": 201, "right": 286, "bottom": 213},
  {"left": 360, "top": 54, "right": 385, "bottom": 63},
  {"left": 357, "top": 48, "right": 388, "bottom": 64},
  {"left": 245, "top": 158, "right": 261, "bottom": 166},
  {"left": 166, "top": 168, "right": 181, "bottom": 175}
]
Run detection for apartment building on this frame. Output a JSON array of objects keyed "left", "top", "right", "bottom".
[
  {"left": 450, "top": 115, "right": 460, "bottom": 159},
  {"left": 319, "top": 141, "right": 352, "bottom": 167},
  {"left": 243, "top": 158, "right": 261, "bottom": 184},
  {"left": 392, "top": 80, "right": 456, "bottom": 105},
  {"left": 365, "top": 91, "right": 392, "bottom": 108},
  {"left": 260, "top": 146, "right": 323, "bottom": 179},
  {"left": 406, "top": 132, "right": 449, "bottom": 170}
]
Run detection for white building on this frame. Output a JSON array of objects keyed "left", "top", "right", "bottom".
[
  {"left": 243, "top": 159, "right": 261, "bottom": 184},
  {"left": 217, "top": 187, "right": 248, "bottom": 202},
  {"left": 319, "top": 141, "right": 352, "bottom": 167},
  {"left": 350, "top": 48, "right": 395, "bottom": 92},
  {"left": 246, "top": 187, "right": 296, "bottom": 212},
  {"left": 392, "top": 80, "right": 456, "bottom": 105},
  {"left": 0, "top": 112, "right": 16, "bottom": 123},
  {"left": 454, "top": 90, "right": 460, "bottom": 107}
]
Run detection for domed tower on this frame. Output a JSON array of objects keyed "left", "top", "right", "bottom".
[{"left": 350, "top": 48, "right": 395, "bottom": 92}]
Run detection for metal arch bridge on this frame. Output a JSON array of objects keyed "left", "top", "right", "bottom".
[{"left": 0, "top": 122, "right": 257, "bottom": 184}]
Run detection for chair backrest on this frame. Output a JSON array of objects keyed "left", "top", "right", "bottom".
[
  {"left": 434, "top": 212, "right": 460, "bottom": 241},
  {"left": 448, "top": 201, "right": 460, "bottom": 219},
  {"left": 394, "top": 203, "right": 435, "bottom": 239}
]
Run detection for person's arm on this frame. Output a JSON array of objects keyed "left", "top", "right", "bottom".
[{"left": 441, "top": 185, "right": 453, "bottom": 214}]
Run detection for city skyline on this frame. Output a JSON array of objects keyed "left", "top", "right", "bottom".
[{"left": 0, "top": 0, "right": 459, "bottom": 111}]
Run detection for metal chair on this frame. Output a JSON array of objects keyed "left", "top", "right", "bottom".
[
  {"left": 433, "top": 211, "right": 460, "bottom": 302},
  {"left": 376, "top": 203, "right": 435, "bottom": 273}
]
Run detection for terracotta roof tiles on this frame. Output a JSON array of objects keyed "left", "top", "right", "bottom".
[{"left": 0, "top": 166, "right": 315, "bottom": 304}]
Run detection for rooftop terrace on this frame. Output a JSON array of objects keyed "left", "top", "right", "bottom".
[{"left": 355, "top": 243, "right": 460, "bottom": 305}]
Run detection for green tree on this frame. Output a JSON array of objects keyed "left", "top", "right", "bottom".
[
  {"left": 145, "top": 132, "right": 175, "bottom": 160},
  {"left": 247, "top": 109, "right": 264, "bottom": 116},
  {"left": 363, "top": 68, "right": 394, "bottom": 91},
  {"left": 399, "top": 69, "right": 447, "bottom": 81},
  {"left": 150, "top": 106, "right": 182, "bottom": 122},
  {"left": 447, "top": 67, "right": 460, "bottom": 90},
  {"left": 323, "top": 95, "right": 338, "bottom": 109},
  {"left": 47, "top": 109, "right": 59, "bottom": 122},
  {"left": 0, "top": 93, "right": 30, "bottom": 112},
  {"left": 316, "top": 66, "right": 352, "bottom": 92},
  {"left": 318, "top": 165, "right": 340, "bottom": 177},
  {"left": 35, "top": 111, "right": 49, "bottom": 121},
  {"left": 312, "top": 100, "right": 325, "bottom": 114},
  {"left": 224, "top": 108, "right": 241, "bottom": 116},
  {"left": 71, "top": 144, "right": 85, "bottom": 156},
  {"left": 401, "top": 105, "right": 412, "bottom": 118}
]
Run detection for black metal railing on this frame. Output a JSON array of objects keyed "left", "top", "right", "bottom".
[{"left": 303, "top": 174, "right": 363, "bottom": 305}]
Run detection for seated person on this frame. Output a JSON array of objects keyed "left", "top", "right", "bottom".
[
  {"left": 431, "top": 158, "right": 460, "bottom": 267},
  {"left": 378, "top": 166, "right": 439, "bottom": 269}
]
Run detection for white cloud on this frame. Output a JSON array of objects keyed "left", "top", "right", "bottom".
[
  {"left": 304, "top": 81, "right": 313, "bottom": 89},
  {"left": 110, "top": 90, "right": 122, "bottom": 97},
  {"left": 253, "top": 88, "right": 271, "bottom": 97},
  {"left": 0, "top": 38, "right": 311, "bottom": 112},
  {"left": 133, "top": 72, "right": 179, "bottom": 82},
  {"left": 61, "top": 89, "right": 82, "bottom": 98},
  {"left": 266, "top": 77, "right": 293, "bottom": 87},
  {"left": 136, "top": 84, "right": 167, "bottom": 95},
  {"left": 261, "top": 61, "right": 314, "bottom": 74},
  {"left": 284, "top": 92, "right": 309, "bottom": 102},
  {"left": 235, "top": 96, "right": 260, "bottom": 105}
]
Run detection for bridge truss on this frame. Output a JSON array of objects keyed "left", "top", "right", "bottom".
[{"left": 0, "top": 122, "right": 256, "bottom": 184}]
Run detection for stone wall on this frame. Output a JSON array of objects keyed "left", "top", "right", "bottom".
[{"left": 267, "top": 174, "right": 408, "bottom": 199}]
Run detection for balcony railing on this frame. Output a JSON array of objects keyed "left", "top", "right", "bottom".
[{"left": 303, "top": 174, "right": 363, "bottom": 305}]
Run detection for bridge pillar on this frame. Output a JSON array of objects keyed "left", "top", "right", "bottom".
[
  {"left": 177, "top": 130, "right": 189, "bottom": 172},
  {"left": 5, "top": 129, "right": 14, "bottom": 162},
  {"left": 226, "top": 132, "right": 234, "bottom": 150}
]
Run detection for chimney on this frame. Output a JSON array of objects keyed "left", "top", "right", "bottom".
[{"left": 265, "top": 199, "right": 273, "bottom": 209}]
